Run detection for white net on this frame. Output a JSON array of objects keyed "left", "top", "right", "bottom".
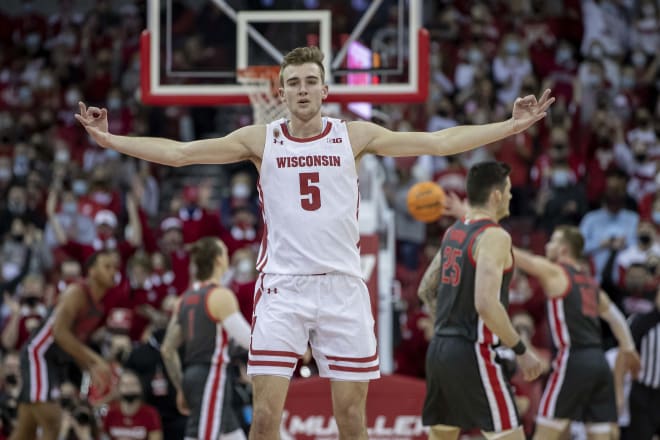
[{"left": 237, "top": 67, "right": 289, "bottom": 124}]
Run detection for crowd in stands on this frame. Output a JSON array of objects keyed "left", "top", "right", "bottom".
[{"left": 0, "top": 0, "right": 658, "bottom": 438}]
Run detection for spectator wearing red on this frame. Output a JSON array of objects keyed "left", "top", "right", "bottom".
[
  {"left": 48, "top": 188, "right": 142, "bottom": 267},
  {"left": 78, "top": 167, "right": 122, "bottom": 219},
  {"left": 1, "top": 274, "right": 48, "bottom": 351},
  {"left": 176, "top": 185, "right": 223, "bottom": 244},
  {"left": 126, "top": 253, "right": 170, "bottom": 342},
  {"left": 157, "top": 218, "right": 190, "bottom": 296},
  {"left": 228, "top": 247, "right": 258, "bottom": 322},
  {"left": 614, "top": 221, "right": 660, "bottom": 287},
  {"left": 432, "top": 155, "right": 467, "bottom": 200},
  {"left": 103, "top": 369, "right": 162, "bottom": 440}
]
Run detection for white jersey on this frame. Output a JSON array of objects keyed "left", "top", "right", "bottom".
[{"left": 256, "top": 117, "right": 361, "bottom": 277}]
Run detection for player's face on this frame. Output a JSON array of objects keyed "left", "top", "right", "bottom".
[
  {"left": 545, "top": 230, "right": 564, "bottom": 261},
  {"left": 280, "top": 63, "right": 328, "bottom": 121},
  {"left": 495, "top": 177, "right": 512, "bottom": 220},
  {"left": 92, "top": 254, "right": 118, "bottom": 288},
  {"left": 216, "top": 240, "right": 229, "bottom": 273}
]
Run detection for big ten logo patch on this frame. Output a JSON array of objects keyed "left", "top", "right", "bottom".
[
  {"left": 266, "top": 287, "right": 278, "bottom": 294},
  {"left": 327, "top": 137, "right": 342, "bottom": 144}
]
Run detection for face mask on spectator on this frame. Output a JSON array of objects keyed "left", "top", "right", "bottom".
[
  {"left": 638, "top": 233, "right": 652, "bottom": 246},
  {"left": 505, "top": 41, "right": 520, "bottom": 55},
  {"left": 105, "top": 149, "right": 120, "bottom": 159},
  {"left": 21, "top": 296, "right": 41, "bottom": 307},
  {"left": 8, "top": 200, "right": 26, "bottom": 215},
  {"left": 4, "top": 374, "right": 18, "bottom": 386},
  {"left": 54, "top": 149, "right": 70, "bottom": 163},
  {"left": 551, "top": 169, "right": 571, "bottom": 187},
  {"left": 590, "top": 46, "right": 604, "bottom": 59},
  {"left": 107, "top": 97, "right": 121, "bottom": 111},
  {"left": 62, "top": 201, "right": 77, "bottom": 215},
  {"left": 60, "top": 397, "right": 75, "bottom": 411},
  {"left": 468, "top": 48, "right": 483, "bottom": 64},
  {"left": 621, "top": 75, "right": 635, "bottom": 89},
  {"left": 555, "top": 48, "right": 572, "bottom": 64},
  {"left": 65, "top": 89, "right": 81, "bottom": 107},
  {"left": 39, "top": 75, "right": 55, "bottom": 90},
  {"left": 632, "top": 52, "right": 646, "bottom": 67},
  {"left": 72, "top": 179, "right": 88, "bottom": 196},
  {"left": 652, "top": 211, "right": 660, "bottom": 225},
  {"left": 585, "top": 73, "right": 601, "bottom": 86},
  {"left": 120, "top": 393, "right": 141, "bottom": 404},
  {"left": 232, "top": 183, "right": 251, "bottom": 199},
  {"left": 0, "top": 167, "right": 11, "bottom": 182}
]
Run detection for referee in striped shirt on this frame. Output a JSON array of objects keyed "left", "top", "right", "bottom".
[{"left": 628, "top": 281, "right": 660, "bottom": 439}]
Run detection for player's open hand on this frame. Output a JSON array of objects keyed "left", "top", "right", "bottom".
[
  {"left": 89, "top": 358, "right": 112, "bottom": 392},
  {"left": 176, "top": 389, "right": 191, "bottom": 416},
  {"left": 444, "top": 192, "right": 468, "bottom": 219},
  {"left": 74, "top": 102, "right": 112, "bottom": 148},
  {"left": 620, "top": 348, "right": 641, "bottom": 379},
  {"left": 516, "top": 349, "right": 543, "bottom": 381},
  {"left": 511, "top": 89, "right": 555, "bottom": 134}
]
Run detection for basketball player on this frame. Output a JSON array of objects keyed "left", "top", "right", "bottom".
[
  {"left": 512, "top": 226, "right": 640, "bottom": 440},
  {"left": 418, "top": 161, "right": 543, "bottom": 440},
  {"left": 75, "top": 46, "right": 554, "bottom": 439},
  {"left": 160, "top": 237, "right": 251, "bottom": 440},
  {"left": 10, "top": 250, "right": 116, "bottom": 440}
]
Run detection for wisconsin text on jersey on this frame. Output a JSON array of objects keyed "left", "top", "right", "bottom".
[{"left": 276, "top": 155, "right": 342, "bottom": 168}]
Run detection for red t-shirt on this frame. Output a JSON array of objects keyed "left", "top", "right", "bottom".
[{"left": 103, "top": 402, "right": 161, "bottom": 440}]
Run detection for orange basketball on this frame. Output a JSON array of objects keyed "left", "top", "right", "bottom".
[{"left": 407, "top": 181, "right": 446, "bottom": 223}]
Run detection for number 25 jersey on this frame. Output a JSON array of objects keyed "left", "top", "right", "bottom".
[
  {"left": 257, "top": 117, "right": 361, "bottom": 277},
  {"left": 434, "top": 218, "right": 514, "bottom": 344}
]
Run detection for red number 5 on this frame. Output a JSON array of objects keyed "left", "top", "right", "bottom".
[{"left": 299, "top": 172, "right": 321, "bottom": 211}]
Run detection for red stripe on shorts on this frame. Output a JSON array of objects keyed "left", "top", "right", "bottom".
[
  {"left": 326, "top": 352, "right": 378, "bottom": 362},
  {"left": 248, "top": 360, "right": 297, "bottom": 368},
  {"left": 478, "top": 342, "right": 512, "bottom": 430},
  {"left": 328, "top": 364, "right": 380, "bottom": 373}
]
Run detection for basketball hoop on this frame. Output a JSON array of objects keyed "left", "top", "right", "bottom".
[{"left": 236, "top": 66, "right": 288, "bottom": 124}]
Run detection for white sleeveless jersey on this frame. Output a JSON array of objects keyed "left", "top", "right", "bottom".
[{"left": 256, "top": 117, "right": 361, "bottom": 277}]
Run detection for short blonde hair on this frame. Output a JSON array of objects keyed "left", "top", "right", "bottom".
[
  {"left": 279, "top": 46, "right": 325, "bottom": 86},
  {"left": 556, "top": 225, "right": 585, "bottom": 259}
]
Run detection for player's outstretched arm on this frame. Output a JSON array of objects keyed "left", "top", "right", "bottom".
[
  {"left": 351, "top": 89, "right": 554, "bottom": 157},
  {"left": 75, "top": 102, "right": 262, "bottom": 166},
  {"left": 512, "top": 247, "right": 563, "bottom": 282},
  {"left": 598, "top": 292, "right": 640, "bottom": 377}
]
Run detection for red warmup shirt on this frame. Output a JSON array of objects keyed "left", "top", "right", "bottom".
[{"left": 103, "top": 402, "right": 161, "bottom": 440}]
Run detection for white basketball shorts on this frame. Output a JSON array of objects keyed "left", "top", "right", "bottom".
[{"left": 247, "top": 273, "right": 380, "bottom": 381}]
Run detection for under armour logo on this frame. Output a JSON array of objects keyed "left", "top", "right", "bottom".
[
  {"left": 266, "top": 287, "right": 278, "bottom": 294},
  {"left": 273, "top": 138, "right": 284, "bottom": 145}
]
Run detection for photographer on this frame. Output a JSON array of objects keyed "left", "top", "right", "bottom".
[
  {"left": 103, "top": 369, "right": 162, "bottom": 440},
  {"left": 57, "top": 382, "right": 98, "bottom": 440},
  {"left": 0, "top": 352, "right": 21, "bottom": 437}
]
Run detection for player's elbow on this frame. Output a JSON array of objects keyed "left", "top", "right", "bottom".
[
  {"left": 160, "top": 345, "right": 175, "bottom": 359},
  {"left": 474, "top": 292, "right": 494, "bottom": 317}
]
